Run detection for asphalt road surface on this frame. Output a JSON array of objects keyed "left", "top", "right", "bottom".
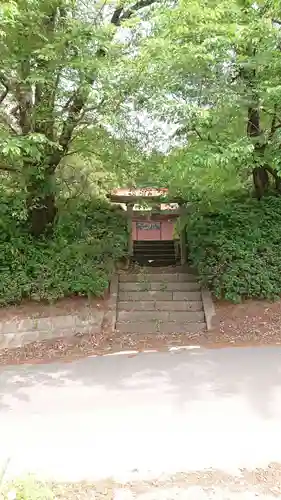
[{"left": 0, "top": 346, "right": 281, "bottom": 498}]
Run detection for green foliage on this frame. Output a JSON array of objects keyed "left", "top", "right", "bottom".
[
  {"left": 1, "top": 477, "right": 54, "bottom": 500},
  {"left": 186, "top": 195, "right": 281, "bottom": 302},
  {"left": 3, "top": 0, "right": 281, "bottom": 304},
  {"left": 122, "top": 0, "right": 281, "bottom": 196},
  {"left": 0, "top": 0, "right": 160, "bottom": 235},
  {"left": 0, "top": 190, "right": 128, "bottom": 305}
]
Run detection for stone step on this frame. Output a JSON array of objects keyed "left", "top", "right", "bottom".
[
  {"left": 133, "top": 255, "right": 176, "bottom": 261},
  {"left": 172, "top": 291, "right": 202, "bottom": 301},
  {"left": 133, "top": 246, "right": 175, "bottom": 252},
  {"left": 134, "top": 238, "right": 174, "bottom": 243},
  {"left": 119, "top": 273, "right": 198, "bottom": 283},
  {"left": 118, "top": 300, "right": 203, "bottom": 311},
  {"left": 133, "top": 250, "right": 176, "bottom": 256},
  {"left": 134, "top": 240, "right": 175, "bottom": 246},
  {"left": 119, "top": 281, "right": 200, "bottom": 292},
  {"left": 124, "top": 265, "right": 195, "bottom": 273},
  {"left": 132, "top": 253, "right": 176, "bottom": 259},
  {"left": 115, "top": 321, "right": 206, "bottom": 334},
  {"left": 119, "top": 290, "right": 172, "bottom": 301},
  {"left": 117, "top": 310, "right": 205, "bottom": 323},
  {"left": 132, "top": 258, "right": 177, "bottom": 267},
  {"left": 119, "top": 290, "right": 202, "bottom": 301}
]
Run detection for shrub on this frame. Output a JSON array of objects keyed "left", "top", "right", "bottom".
[
  {"left": 0, "top": 192, "right": 128, "bottom": 305},
  {"left": 186, "top": 195, "right": 281, "bottom": 302}
]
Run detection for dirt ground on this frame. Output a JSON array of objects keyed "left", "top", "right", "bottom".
[
  {"left": 0, "top": 294, "right": 109, "bottom": 321},
  {"left": 50, "top": 464, "right": 281, "bottom": 499},
  {"left": 5, "top": 464, "right": 281, "bottom": 499},
  {"left": 1, "top": 296, "right": 281, "bottom": 365}
]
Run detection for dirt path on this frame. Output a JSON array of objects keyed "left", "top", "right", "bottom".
[
  {"left": 1, "top": 297, "right": 281, "bottom": 365},
  {"left": 52, "top": 469, "right": 281, "bottom": 500},
  {"left": 9, "top": 466, "right": 281, "bottom": 500}
]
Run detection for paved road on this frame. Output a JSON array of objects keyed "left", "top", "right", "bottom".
[{"left": 0, "top": 346, "right": 281, "bottom": 496}]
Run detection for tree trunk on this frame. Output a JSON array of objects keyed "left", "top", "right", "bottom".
[
  {"left": 27, "top": 192, "right": 57, "bottom": 237},
  {"left": 252, "top": 166, "right": 269, "bottom": 200},
  {"left": 26, "top": 167, "right": 57, "bottom": 237},
  {"left": 247, "top": 107, "right": 269, "bottom": 199}
]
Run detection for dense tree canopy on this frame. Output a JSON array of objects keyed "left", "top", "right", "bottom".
[
  {"left": 0, "top": 0, "right": 159, "bottom": 235},
  {"left": 2, "top": 0, "right": 281, "bottom": 219},
  {"left": 117, "top": 0, "right": 281, "bottom": 200},
  {"left": 2, "top": 0, "right": 281, "bottom": 303}
]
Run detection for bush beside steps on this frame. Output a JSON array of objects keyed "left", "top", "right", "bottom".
[{"left": 186, "top": 195, "right": 281, "bottom": 303}]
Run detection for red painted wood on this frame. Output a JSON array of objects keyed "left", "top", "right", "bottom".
[
  {"left": 161, "top": 220, "right": 174, "bottom": 240},
  {"left": 137, "top": 228, "right": 161, "bottom": 240},
  {"left": 132, "top": 221, "right": 137, "bottom": 240},
  {"left": 132, "top": 219, "right": 175, "bottom": 241}
]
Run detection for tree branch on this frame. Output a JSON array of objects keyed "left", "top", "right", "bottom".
[
  {"left": 54, "top": 0, "right": 158, "bottom": 167},
  {"left": 0, "top": 72, "right": 11, "bottom": 90},
  {"left": 58, "top": 84, "right": 92, "bottom": 154},
  {"left": 193, "top": 128, "right": 204, "bottom": 141},
  {"left": 111, "top": 6, "right": 123, "bottom": 25},
  {"left": 265, "top": 165, "right": 277, "bottom": 178},
  {"left": 78, "top": 97, "right": 106, "bottom": 123},
  {"left": 93, "top": 0, "right": 108, "bottom": 24},
  {"left": 0, "top": 164, "right": 17, "bottom": 173},
  {"left": 264, "top": 164, "right": 281, "bottom": 193},
  {"left": 34, "top": 9, "right": 61, "bottom": 139},
  {"left": 271, "top": 122, "right": 281, "bottom": 135},
  {"left": 0, "top": 88, "right": 8, "bottom": 104},
  {"left": 63, "top": 149, "right": 86, "bottom": 157},
  {"left": 111, "top": 0, "right": 157, "bottom": 26},
  {"left": 269, "top": 107, "right": 281, "bottom": 139},
  {"left": 0, "top": 112, "right": 20, "bottom": 135},
  {"left": 62, "top": 95, "right": 74, "bottom": 114},
  {"left": 0, "top": 72, "right": 12, "bottom": 104},
  {"left": 171, "top": 125, "right": 188, "bottom": 138},
  {"left": 15, "top": 60, "right": 33, "bottom": 135},
  {"left": 269, "top": 105, "right": 277, "bottom": 139}
]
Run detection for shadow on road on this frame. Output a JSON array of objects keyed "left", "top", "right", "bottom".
[{"left": 0, "top": 346, "right": 281, "bottom": 419}]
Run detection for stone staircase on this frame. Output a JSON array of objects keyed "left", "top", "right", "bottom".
[
  {"left": 132, "top": 240, "right": 177, "bottom": 267},
  {"left": 116, "top": 267, "right": 207, "bottom": 335}
]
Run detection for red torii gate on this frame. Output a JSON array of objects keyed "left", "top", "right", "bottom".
[{"left": 108, "top": 187, "right": 188, "bottom": 264}]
